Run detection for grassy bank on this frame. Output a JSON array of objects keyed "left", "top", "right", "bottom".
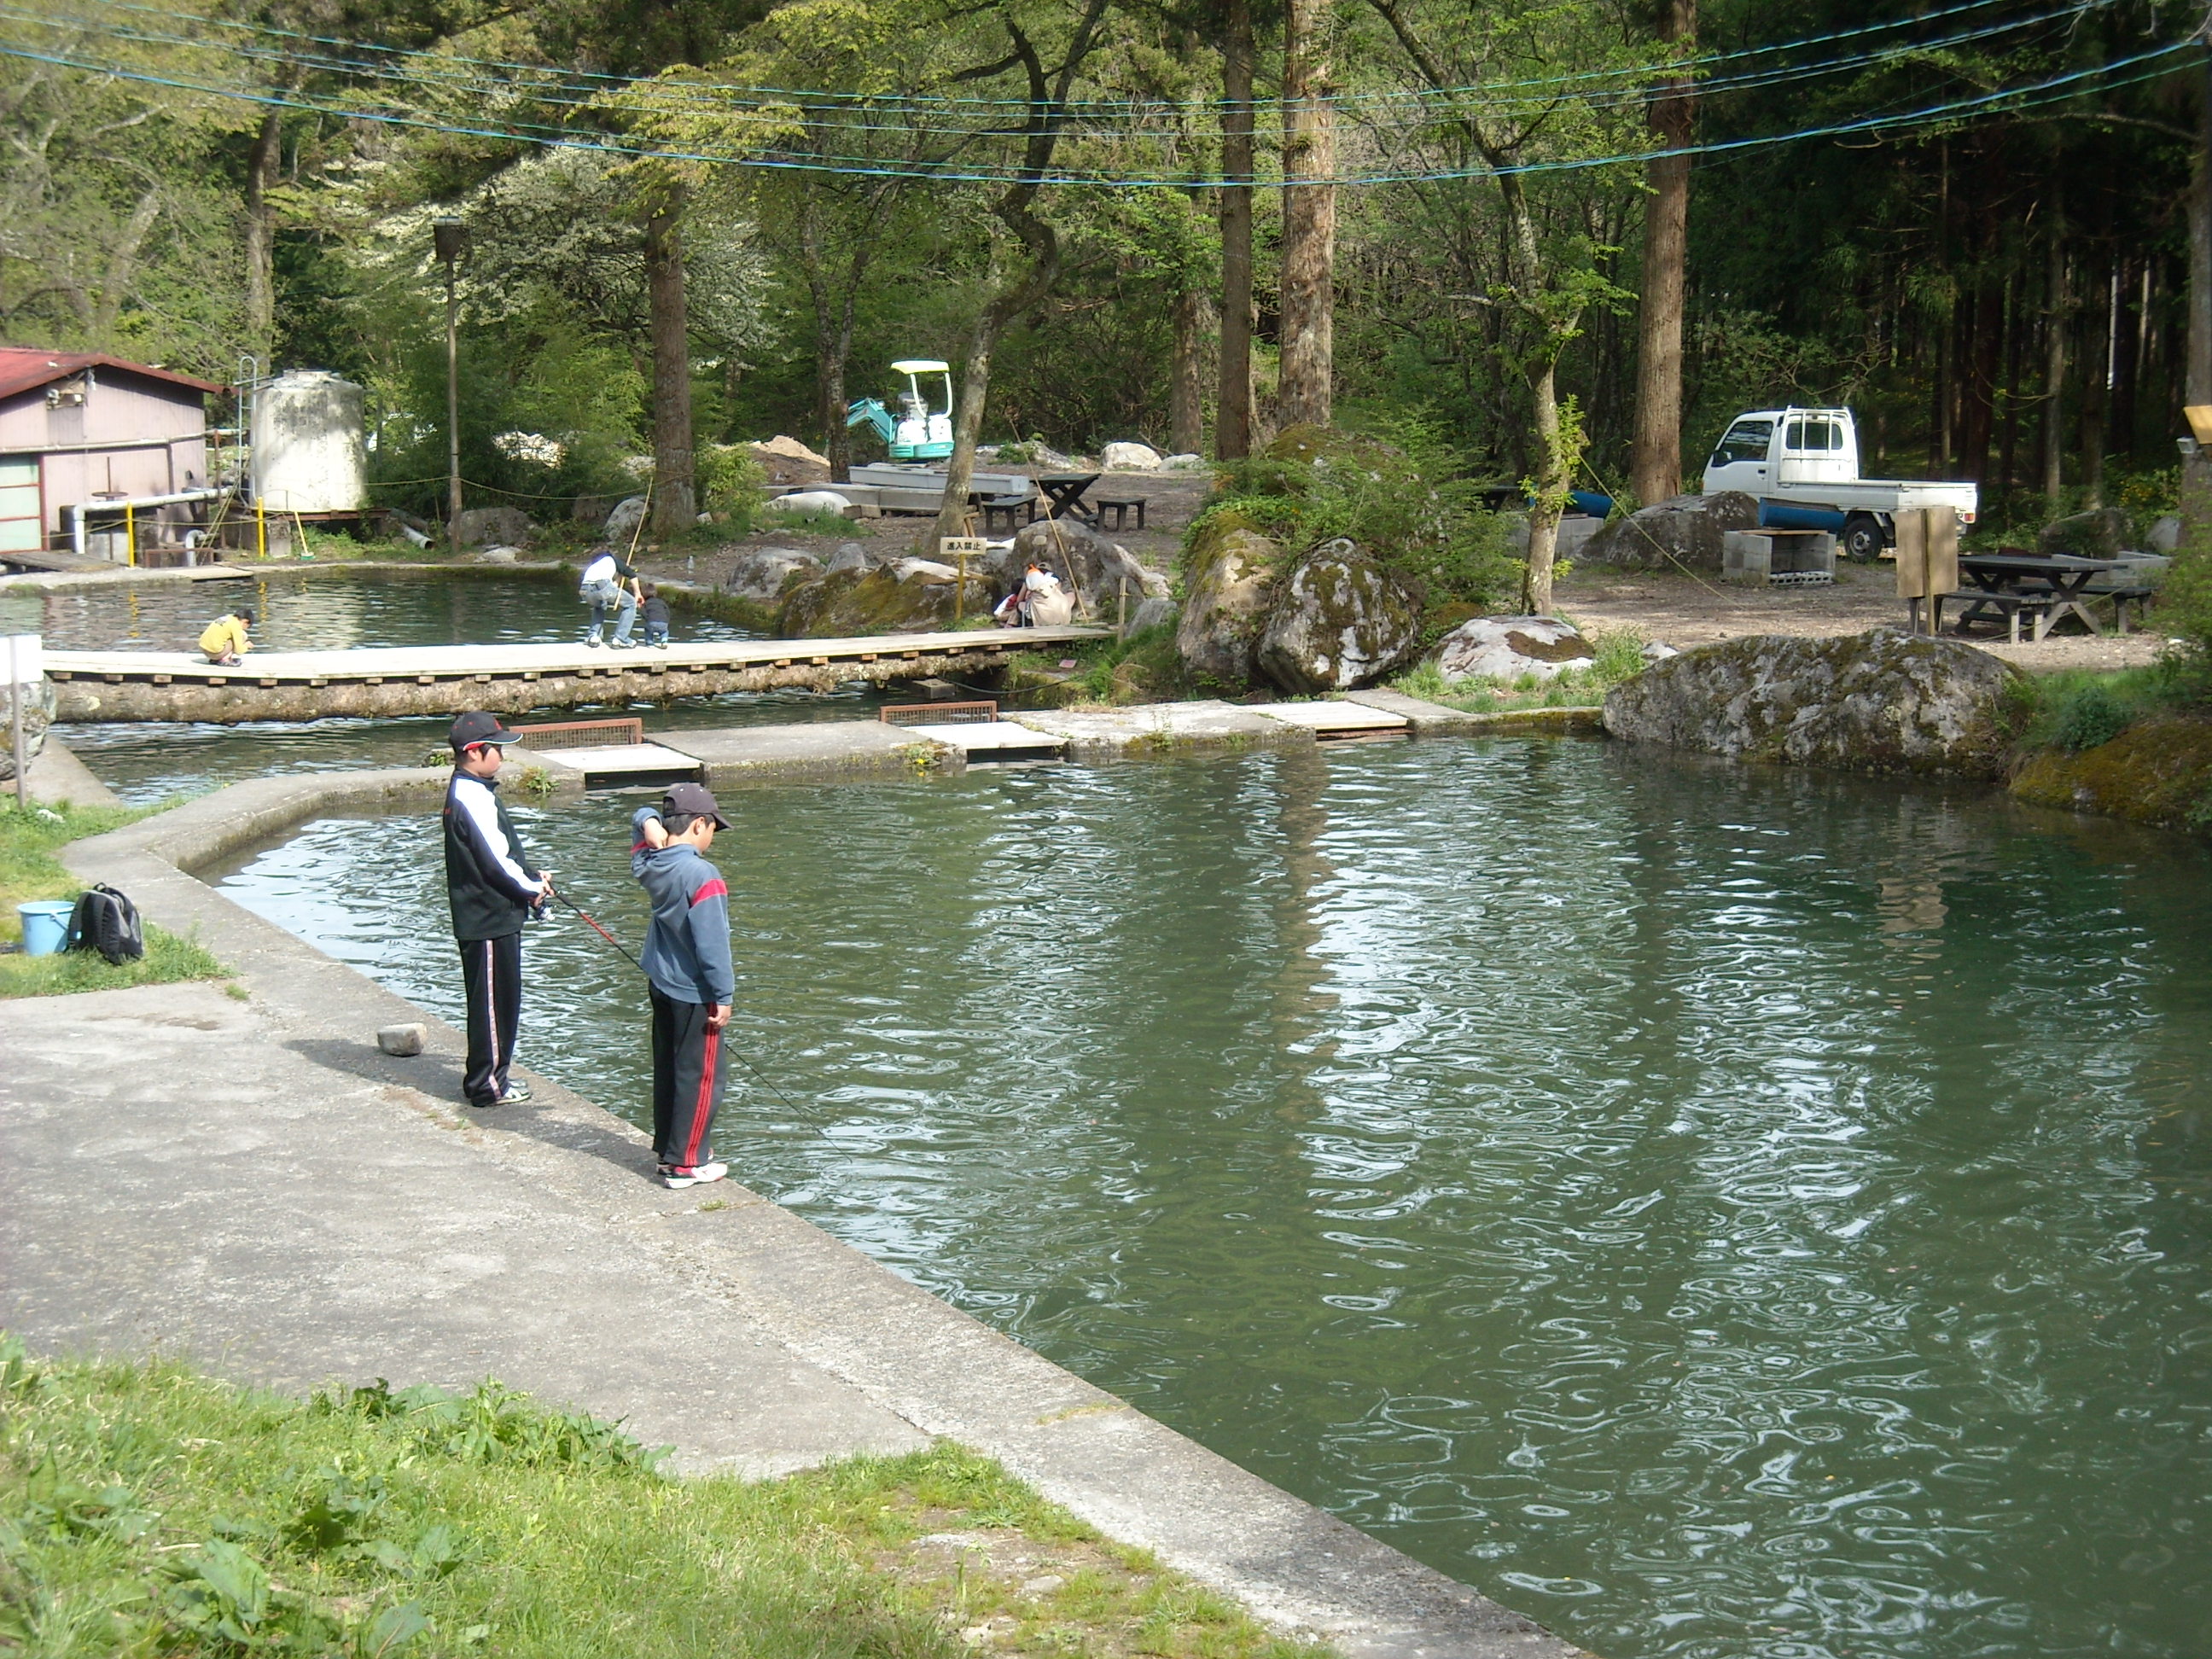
[
  {"left": 2004, "top": 664, "right": 2212, "bottom": 831},
  {"left": 0, "top": 1342, "right": 1318, "bottom": 1659},
  {"left": 1386, "top": 626, "right": 1650, "bottom": 714},
  {"left": 0, "top": 800, "right": 224, "bottom": 998}
]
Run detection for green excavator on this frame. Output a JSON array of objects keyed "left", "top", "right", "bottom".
[{"left": 846, "top": 359, "right": 955, "bottom": 462}]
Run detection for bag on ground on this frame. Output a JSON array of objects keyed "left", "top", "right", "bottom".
[{"left": 67, "top": 883, "right": 144, "bottom": 964}]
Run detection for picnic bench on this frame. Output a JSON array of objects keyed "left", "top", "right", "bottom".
[
  {"left": 1036, "top": 473, "right": 1103, "bottom": 523},
  {"left": 1936, "top": 552, "right": 2143, "bottom": 643},
  {"left": 981, "top": 493, "right": 1038, "bottom": 533},
  {"left": 1093, "top": 497, "right": 1147, "bottom": 531}
]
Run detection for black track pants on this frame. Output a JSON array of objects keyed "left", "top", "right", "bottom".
[
  {"left": 650, "top": 987, "right": 725, "bottom": 1169},
  {"left": 458, "top": 931, "right": 522, "bottom": 1105}
]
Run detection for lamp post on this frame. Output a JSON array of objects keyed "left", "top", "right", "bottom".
[{"left": 433, "top": 217, "right": 469, "bottom": 552}]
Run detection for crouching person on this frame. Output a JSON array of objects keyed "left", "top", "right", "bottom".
[{"left": 632, "top": 782, "right": 735, "bottom": 1189}]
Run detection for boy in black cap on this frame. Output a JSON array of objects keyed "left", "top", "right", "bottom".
[
  {"left": 443, "top": 710, "right": 553, "bottom": 1108},
  {"left": 630, "top": 782, "right": 735, "bottom": 1187}
]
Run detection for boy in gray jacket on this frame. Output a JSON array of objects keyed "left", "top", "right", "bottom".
[{"left": 630, "top": 782, "right": 735, "bottom": 1188}]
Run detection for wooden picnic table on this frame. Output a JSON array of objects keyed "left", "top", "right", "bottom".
[
  {"left": 1937, "top": 551, "right": 2122, "bottom": 643},
  {"left": 1037, "top": 472, "right": 1103, "bottom": 524}
]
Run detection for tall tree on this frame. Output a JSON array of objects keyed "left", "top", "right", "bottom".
[
  {"left": 1628, "top": 0, "right": 1693, "bottom": 507},
  {"left": 1214, "top": 0, "right": 1257, "bottom": 459},
  {"left": 928, "top": 0, "right": 1116, "bottom": 546},
  {"left": 1277, "top": 0, "right": 1335, "bottom": 427}
]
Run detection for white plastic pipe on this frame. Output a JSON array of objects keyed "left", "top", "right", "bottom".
[{"left": 71, "top": 489, "right": 222, "bottom": 560}]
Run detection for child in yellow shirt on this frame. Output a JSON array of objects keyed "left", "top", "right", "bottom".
[{"left": 197, "top": 608, "right": 254, "bottom": 664}]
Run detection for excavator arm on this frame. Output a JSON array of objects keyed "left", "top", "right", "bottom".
[{"left": 846, "top": 398, "right": 895, "bottom": 445}]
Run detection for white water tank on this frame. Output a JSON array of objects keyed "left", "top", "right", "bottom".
[{"left": 253, "top": 370, "right": 367, "bottom": 512}]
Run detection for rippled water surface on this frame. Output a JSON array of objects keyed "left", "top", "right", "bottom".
[{"left": 215, "top": 741, "right": 2212, "bottom": 1659}]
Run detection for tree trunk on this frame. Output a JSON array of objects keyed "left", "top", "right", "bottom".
[
  {"left": 1169, "top": 282, "right": 1210, "bottom": 455},
  {"left": 1215, "top": 0, "right": 1255, "bottom": 461},
  {"left": 1630, "top": 0, "right": 1694, "bottom": 508},
  {"left": 644, "top": 203, "right": 696, "bottom": 537},
  {"left": 2041, "top": 207, "right": 2068, "bottom": 503},
  {"left": 2080, "top": 260, "right": 2110, "bottom": 506},
  {"left": 1278, "top": 0, "right": 1335, "bottom": 429},
  {"left": 244, "top": 110, "right": 281, "bottom": 358},
  {"left": 1524, "top": 359, "right": 1563, "bottom": 615}
]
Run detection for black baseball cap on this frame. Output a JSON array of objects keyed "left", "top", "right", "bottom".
[
  {"left": 662, "top": 781, "right": 729, "bottom": 829},
  {"left": 450, "top": 710, "right": 519, "bottom": 751}
]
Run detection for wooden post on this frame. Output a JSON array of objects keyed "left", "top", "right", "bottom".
[
  {"left": 1117, "top": 579, "right": 1127, "bottom": 632},
  {"left": 8, "top": 636, "right": 27, "bottom": 811},
  {"left": 940, "top": 536, "right": 990, "bottom": 624}
]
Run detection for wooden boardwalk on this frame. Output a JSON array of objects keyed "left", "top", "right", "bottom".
[{"left": 44, "top": 626, "right": 1107, "bottom": 724}]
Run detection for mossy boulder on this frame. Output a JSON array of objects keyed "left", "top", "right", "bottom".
[
  {"left": 1176, "top": 509, "right": 1279, "bottom": 685},
  {"left": 991, "top": 520, "right": 1166, "bottom": 615},
  {"left": 2010, "top": 714, "right": 2212, "bottom": 830},
  {"left": 1254, "top": 538, "right": 1423, "bottom": 694},
  {"left": 1583, "top": 492, "right": 1759, "bottom": 571},
  {"left": 1602, "top": 626, "right": 2028, "bottom": 778},
  {"left": 776, "top": 566, "right": 954, "bottom": 637},
  {"left": 1262, "top": 424, "right": 1398, "bottom": 469},
  {"left": 2037, "top": 506, "right": 2130, "bottom": 560}
]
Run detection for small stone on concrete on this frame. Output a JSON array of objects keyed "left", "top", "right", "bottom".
[{"left": 376, "top": 1022, "right": 426, "bottom": 1057}]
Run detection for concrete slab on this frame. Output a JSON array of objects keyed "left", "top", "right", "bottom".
[
  {"left": 21, "top": 738, "right": 125, "bottom": 807},
  {"left": 1007, "top": 701, "right": 1317, "bottom": 761},
  {"left": 1247, "top": 701, "right": 1410, "bottom": 736},
  {"left": 531, "top": 742, "right": 704, "bottom": 788},
  {"left": 1337, "top": 690, "right": 1607, "bottom": 737},
  {"left": 902, "top": 720, "right": 1067, "bottom": 760},
  {"left": 671, "top": 720, "right": 943, "bottom": 785},
  {"left": 0, "top": 982, "right": 927, "bottom": 1479}
]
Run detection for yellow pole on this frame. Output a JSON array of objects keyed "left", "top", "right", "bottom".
[
  {"left": 125, "top": 503, "right": 136, "bottom": 567},
  {"left": 256, "top": 498, "right": 266, "bottom": 559}
]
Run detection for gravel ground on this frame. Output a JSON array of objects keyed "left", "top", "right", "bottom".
[{"left": 1558, "top": 559, "right": 2171, "bottom": 673}]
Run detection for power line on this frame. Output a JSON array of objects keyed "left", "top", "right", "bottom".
[
  {"left": 20, "top": 0, "right": 2111, "bottom": 116},
  {"left": 7, "top": 0, "right": 2105, "bottom": 139},
  {"left": 0, "top": 32, "right": 2190, "bottom": 189}
]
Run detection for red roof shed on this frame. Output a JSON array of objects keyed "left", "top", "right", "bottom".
[{"left": 0, "top": 350, "right": 219, "bottom": 553}]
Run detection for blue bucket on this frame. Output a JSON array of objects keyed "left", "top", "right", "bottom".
[{"left": 17, "top": 900, "right": 73, "bottom": 957}]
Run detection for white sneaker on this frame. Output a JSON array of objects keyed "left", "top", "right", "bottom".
[
  {"left": 662, "top": 1161, "right": 728, "bottom": 1190},
  {"left": 585, "top": 636, "right": 604, "bottom": 649}
]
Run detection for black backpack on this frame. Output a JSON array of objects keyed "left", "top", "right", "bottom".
[{"left": 68, "top": 883, "right": 144, "bottom": 964}]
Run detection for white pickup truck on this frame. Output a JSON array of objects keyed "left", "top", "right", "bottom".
[{"left": 1703, "top": 407, "right": 1977, "bottom": 562}]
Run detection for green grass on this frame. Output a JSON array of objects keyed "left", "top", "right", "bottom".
[
  {"left": 1389, "top": 626, "right": 1647, "bottom": 713},
  {"left": 2016, "top": 664, "right": 2191, "bottom": 753},
  {"left": 0, "top": 800, "right": 225, "bottom": 998},
  {"left": 1010, "top": 624, "right": 1190, "bottom": 707},
  {"left": 0, "top": 1342, "right": 1324, "bottom": 1659}
]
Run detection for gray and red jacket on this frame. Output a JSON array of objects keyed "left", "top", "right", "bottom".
[{"left": 631, "top": 807, "right": 735, "bottom": 1007}]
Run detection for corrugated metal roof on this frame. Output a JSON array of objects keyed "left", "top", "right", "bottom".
[{"left": 0, "top": 349, "right": 223, "bottom": 401}]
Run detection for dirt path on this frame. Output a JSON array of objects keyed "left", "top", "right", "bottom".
[{"left": 1557, "top": 561, "right": 2168, "bottom": 673}]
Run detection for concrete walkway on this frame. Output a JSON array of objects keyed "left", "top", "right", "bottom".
[{"left": 0, "top": 767, "right": 1588, "bottom": 1659}]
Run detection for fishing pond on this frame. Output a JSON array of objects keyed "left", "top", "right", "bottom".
[
  {"left": 6, "top": 568, "right": 896, "bottom": 800},
  {"left": 212, "top": 736, "right": 2211, "bottom": 1659}
]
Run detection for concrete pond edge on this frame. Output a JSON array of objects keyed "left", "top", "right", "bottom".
[{"left": 48, "top": 762, "right": 1591, "bottom": 1659}]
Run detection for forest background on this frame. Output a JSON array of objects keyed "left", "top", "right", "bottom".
[{"left": 3, "top": 0, "right": 2208, "bottom": 566}]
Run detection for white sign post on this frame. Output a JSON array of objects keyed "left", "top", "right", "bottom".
[{"left": 5, "top": 634, "right": 42, "bottom": 810}]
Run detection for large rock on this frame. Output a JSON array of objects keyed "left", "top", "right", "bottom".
[
  {"left": 773, "top": 490, "right": 853, "bottom": 518},
  {"left": 1582, "top": 492, "right": 1759, "bottom": 570},
  {"left": 2148, "top": 515, "right": 2182, "bottom": 555},
  {"left": 777, "top": 567, "right": 955, "bottom": 637},
  {"left": 996, "top": 519, "right": 1167, "bottom": 614},
  {"left": 748, "top": 435, "right": 832, "bottom": 486},
  {"left": 1435, "top": 615, "right": 1595, "bottom": 683},
  {"left": 0, "top": 677, "right": 55, "bottom": 777},
  {"left": 1124, "top": 596, "right": 1177, "bottom": 637},
  {"left": 1254, "top": 539, "right": 1423, "bottom": 694},
  {"left": 1101, "top": 440, "right": 1162, "bottom": 470},
  {"left": 452, "top": 505, "right": 533, "bottom": 548},
  {"left": 603, "top": 496, "right": 648, "bottom": 544},
  {"left": 1176, "top": 511, "right": 1279, "bottom": 686},
  {"left": 2038, "top": 506, "right": 2129, "bottom": 560},
  {"left": 823, "top": 540, "right": 878, "bottom": 577},
  {"left": 723, "top": 546, "right": 821, "bottom": 603},
  {"left": 1602, "top": 627, "right": 2028, "bottom": 779}
]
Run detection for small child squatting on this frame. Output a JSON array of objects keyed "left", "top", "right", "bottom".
[{"left": 631, "top": 782, "right": 736, "bottom": 1189}]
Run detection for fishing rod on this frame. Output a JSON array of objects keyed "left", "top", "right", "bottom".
[{"left": 542, "top": 882, "right": 819, "bottom": 1123}]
